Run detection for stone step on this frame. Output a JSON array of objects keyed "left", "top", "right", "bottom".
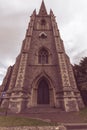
[{"left": 21, "top": 105, "right": 62, "bottom": 114}]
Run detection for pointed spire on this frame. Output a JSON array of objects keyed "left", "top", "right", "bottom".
[{"left": 39, "top": 0, "right": 47, "bottom": 15}]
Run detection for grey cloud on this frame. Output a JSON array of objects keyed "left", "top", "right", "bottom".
[
  {"left": 72, "top": 49, "right": 87, "bottom": 64},
  {"left": 0, "top": 64, "right": 7, "bottom": 85},
  {"left": 0, "top": 62, "right": 7, "bottom": 69}
]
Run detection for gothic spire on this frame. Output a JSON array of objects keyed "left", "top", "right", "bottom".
[{"left": 39, "top": 0, "right": 47, "bottom": 15}]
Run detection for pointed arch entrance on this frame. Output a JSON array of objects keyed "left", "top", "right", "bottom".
[
  {"left": 37, "top": 78, "right": 49, "bottom": 104},
  {"left": 30, "top": 74, "right": 56, "bottom": 108}
]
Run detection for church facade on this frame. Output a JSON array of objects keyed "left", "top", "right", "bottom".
[{"left": 0, "top": 1, "right": 84, "bottom": 113}]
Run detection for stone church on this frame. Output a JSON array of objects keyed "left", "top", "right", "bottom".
[{"left": 0, "top": 1, "right": 84, "bottom": 113}]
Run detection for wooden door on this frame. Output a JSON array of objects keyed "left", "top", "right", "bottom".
[{"left": 37, "top": 79, "right": 49, "bottom": 104}]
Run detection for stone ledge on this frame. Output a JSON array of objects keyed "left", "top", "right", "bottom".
[{"left": 0, "top": 126, "right": 67, "bottom": 130}]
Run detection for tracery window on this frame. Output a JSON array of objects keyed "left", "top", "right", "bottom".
[{"left": 38, "top": 48, "right": 48, "bottom": 64}]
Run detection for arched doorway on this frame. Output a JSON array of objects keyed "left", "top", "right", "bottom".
[{"left": 37, "top": 78, "right": 49, "bottom": 104}]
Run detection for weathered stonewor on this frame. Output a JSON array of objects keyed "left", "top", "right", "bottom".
[{"left": 0, "top": 1, "right": 84, "bottom": 113}]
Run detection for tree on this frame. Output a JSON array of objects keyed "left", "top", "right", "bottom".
[
  {"left": 73, "top": 57, "right": 87, "bottom": 106},
  {"left": 79, "top": 57, "right": 87, "bottom": 75}
]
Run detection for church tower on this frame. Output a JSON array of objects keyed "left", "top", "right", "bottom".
[{"left": 0, "top": 1, "right": 84, "bottom": 113}]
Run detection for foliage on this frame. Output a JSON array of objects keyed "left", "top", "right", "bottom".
[
  {"left": 73, "top": 57, "right": 87, "bottom": 105},
  {"left": 74, "top": 57, "right": 87, "bottom": 77}
]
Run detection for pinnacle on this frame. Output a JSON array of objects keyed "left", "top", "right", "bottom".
[{"left": 38, "top": 0, "right": 47, "bottom": 15}]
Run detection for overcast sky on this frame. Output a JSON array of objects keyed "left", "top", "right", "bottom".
[{"left": 0, "top": 0, "right": 87, "bottom": 84}]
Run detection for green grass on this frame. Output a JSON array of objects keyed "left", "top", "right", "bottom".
[{"left": 0, "top": 116, "right": 57, "bottom": 127}]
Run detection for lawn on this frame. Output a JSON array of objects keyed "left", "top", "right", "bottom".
[{"left": 0, "top": 116, "right": 57, "bottom": 127}]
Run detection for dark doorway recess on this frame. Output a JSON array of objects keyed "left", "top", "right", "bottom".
[{"left": 37, "top": 78, "right": 49, "bottom": 104}]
